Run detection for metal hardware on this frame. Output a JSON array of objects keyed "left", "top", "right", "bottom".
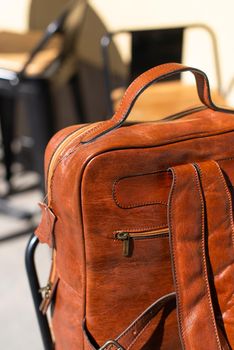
[
  {"left": 116, "top": 232, "right": 130, "bottom": 256},
  {"left": 99, "top": 339, "right": 125, "bottom": 350},
  {"left": 39, "top": 282, "right": 52, "bottom": 299},
  {"left": 115, "top": 229, "right": 169, "bottom": 257}
]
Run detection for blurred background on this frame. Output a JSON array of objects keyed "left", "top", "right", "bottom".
[{"left": 0, "top": 0, "right": 233, "bottom": 348}]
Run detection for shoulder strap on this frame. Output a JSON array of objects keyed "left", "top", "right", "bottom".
[
  {"left": 169, "top": 160, "right": 234, "bottom": 349},
  {"left": 168, "top": 162, "right": 222, "bottom": 350},
  {"left": 196, "top": 161, "right": 234, "bottom": 348}
]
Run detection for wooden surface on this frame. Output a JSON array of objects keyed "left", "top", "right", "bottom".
[
  {"left": 113, "top": 81, "right": 228, "bottom": 122},
  {"left": 0, "top": 31, "right": 61, "bottom": 75}
]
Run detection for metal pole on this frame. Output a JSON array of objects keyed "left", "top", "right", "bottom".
[{"left": 25, "top": 234, "right": 54, "bottom": 350}]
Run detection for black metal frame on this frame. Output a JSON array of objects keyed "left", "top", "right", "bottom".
[
  {"left": 0, "top": 0, "right": 88, "bottom": 240},
  {"left": 100, "top": 24, "right": 222, "bottom": 116},
  {"left": 25, "top": 234, "right": 54, "bottom": 350},
  {"left": 0, "top": 0, "right": 87, "bottom": 181}
]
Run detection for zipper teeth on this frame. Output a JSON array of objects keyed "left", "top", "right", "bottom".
[
  {"left": 129, "top": 228, "right": 168, "bottom": 238},
  {"left": 130, "top": 232, "right": 169, "bottom": 239},
  {"left": 46, "top": 125, "right": 87, "bottom": 183},
  {"left": 46, "top": 106, "right": 207, "bottom": 204},
  {"left": 47, "top": 123, "right": 99, "bottom": 202},
  {"left": 115, "top": 228, "right": 169, "bottom": 240},
  {"left": 116, "top": 228, "right": 169, "bottom": 257}
]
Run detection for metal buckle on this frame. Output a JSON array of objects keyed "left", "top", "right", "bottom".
[{"left": 99, "top": 339, "right": 125, "bottom": 350}]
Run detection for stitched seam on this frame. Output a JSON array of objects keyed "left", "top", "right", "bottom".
[
  {"left": 113, "top": 224, "right": 168, "bottom": 234},
  {"left": 114, "top": 170, "right": 167, "bottom": 182},
  {"left": 79, "top": 121, "right": 107, "bottom": 142},
  {"left": 84, "top": 126, "right": 234, "bottom": 149},
  {"left": 117, "top": 304, "right": 159, "bottom": 350},
  {"left": 112, "top": 186, "right": 167, "bottom": 209},
  {"left": 194, "top": 164, "right": 222, "bottom": 349},
  {"left": 50, "top": 130, "right": 234, "bottom": 206},
  {"left": 114, "top": 200, "right": 167, "bottom": 209},
  {"left": 81, "top": 65, "right": 213, "bottom": 142},
  {"left": 118, "top": 311, "right": 152, "bottom": 341},
  {"left": 219, "top": 156, "right": 234, "bottom": 162},
  {"left": 113, "top": 65, "right": 205, "bottom": 125},
  {"left": 113, "top": 64, "right": 173, "bottom": 121},
  {"left": 126, "top": 317, "right": 154, "bottom": 350},
  {"left": 113, "top": 172, "right": 168, "bottom": 208},
  {"left": 118, "top": 294, "right": 174, "bottom": 349},
  {"left": 214, "top": 161, "right": 234, "bottom": 248},
  {"left": 168, "top": 167, "right": 185, "bottom": 345},
  {"left": 49, "top": 122, "right": 105, "bottom": 205}
]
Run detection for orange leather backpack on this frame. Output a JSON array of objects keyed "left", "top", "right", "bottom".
[{"left": 36, "top": 63, "right": 234, "bottom": 349}]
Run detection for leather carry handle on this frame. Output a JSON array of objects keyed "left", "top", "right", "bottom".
[{"left": 81, "top": 62, "right": 229, "bottom": 143}]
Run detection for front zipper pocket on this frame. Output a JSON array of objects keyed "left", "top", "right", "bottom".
[{"left": 114, "top": 228, "right": 169, "bottom": 257}]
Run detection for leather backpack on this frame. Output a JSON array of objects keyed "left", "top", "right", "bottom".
[{"left": 35, "top": 63, "right": 234, "bottom": 349}]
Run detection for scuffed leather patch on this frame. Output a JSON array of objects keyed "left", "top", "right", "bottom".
[{"left": 35, "top": 202, "right": 56, "bottom": 247}]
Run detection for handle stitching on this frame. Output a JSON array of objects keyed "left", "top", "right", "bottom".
[{"left": 193, "top": 164, "right": 222, "bottom": 349}]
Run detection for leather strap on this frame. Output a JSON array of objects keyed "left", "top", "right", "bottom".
[
  {"left": 196, "top": 161, "right": 234, "bottom": 348},
  {"left": 84, "top": 292, "right": 176, "bottom": 350},
  {"left": 168, "top": 161, "right": 234, "bottom": 349},
  {"left": 168, "top": 163, "right": 222, "bottom": 349},
  {"left": 81, "top": 63, "right": 233, "bottom": 143},
  {"left": 115, "top": 292, "right": 175, "bottom": 349},
  {"left": 35, "top": 202, "right": 56, "bottom": 248}
]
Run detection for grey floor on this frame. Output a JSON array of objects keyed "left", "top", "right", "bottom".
[{"left": 0, "top": 171, "right": 51, "bottom": 350}]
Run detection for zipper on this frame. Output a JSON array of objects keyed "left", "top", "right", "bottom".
[
  {"left": 39, "top": 249, "right": 59, "bottom": 314},
  {"left": 115, "top": 228, "right": 169, "bottom": 257},
  {"left": 39, "top": 123, "right": 100, "bottom": 312},
  {"left": 46, "top": 106, "right": 206, "bottom": 204},
  {"left": 46, "top": 123, "right": 100, "bottom": 204}
]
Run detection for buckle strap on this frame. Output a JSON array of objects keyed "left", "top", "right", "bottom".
[
  {"left": 115, "top": 292, "right": 175, "bottom": 349},
  {"left": 84, "top": 293, "right": 175, "bottom": 350},
  {"left": 99, "top": 340, "right": 124, "bottom": 350}
]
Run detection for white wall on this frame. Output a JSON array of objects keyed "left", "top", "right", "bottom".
[
  {"left": 0, "top": 0, "right": 30, "bottom": 32},
  {"left": 0, "top": 0, "right": 233, "bottom": 102},
  {"left": 91, "top": 0, "right": 234, "bottom": 103}
]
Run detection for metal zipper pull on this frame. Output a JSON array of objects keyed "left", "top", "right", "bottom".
[
  {"left": 116, "top": 232, "right": 130, "bottom": 257},
  {"left": 39, "top": 282, "right": 52, "bottom": 296},
  {"left": 39, "top": 249, "right": 59, "bottom": 314}
]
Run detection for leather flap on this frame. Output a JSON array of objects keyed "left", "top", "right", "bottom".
[
  {"left": 113, "top": 171, "right": 171, "bottom": 209},
  {"left": 35, "top": 202, "right": 56, "bottom": 247},
  {"left": 113, "top": 159, "right": 234, "bottom": 210}
]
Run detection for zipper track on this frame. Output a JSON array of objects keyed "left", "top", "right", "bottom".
[
  {"left": 45, "top": 105, "right": 219, "bottom": 206},
  {"left": 46, "top": 105, "right": 207, "bottom": 203},
  {"left": 115, "top": 228, "right": 169, "bottom": 256},
  {"left": 46, "top": 125, "right": 87, "bottom": 183},
  {"left": 128, "top": 228, "right": 168, "bottom": 238},
  {"left": 47, "top": 123, "right": 100, "bottom": 203}
]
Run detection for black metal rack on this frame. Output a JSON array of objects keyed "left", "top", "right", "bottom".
[{"left": 25, "top": 234, "right": 54, "bottom": 350}]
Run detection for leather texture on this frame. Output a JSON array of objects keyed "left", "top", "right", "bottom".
[
  {"left": 35, "top": 62, "right": 234, "bottom": 349},
  {"left": 169, "top": 163, "right": 222, "bottom": 350},
  {"left": 35, "top": 202, "right": 56, "bottom": 247}
]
